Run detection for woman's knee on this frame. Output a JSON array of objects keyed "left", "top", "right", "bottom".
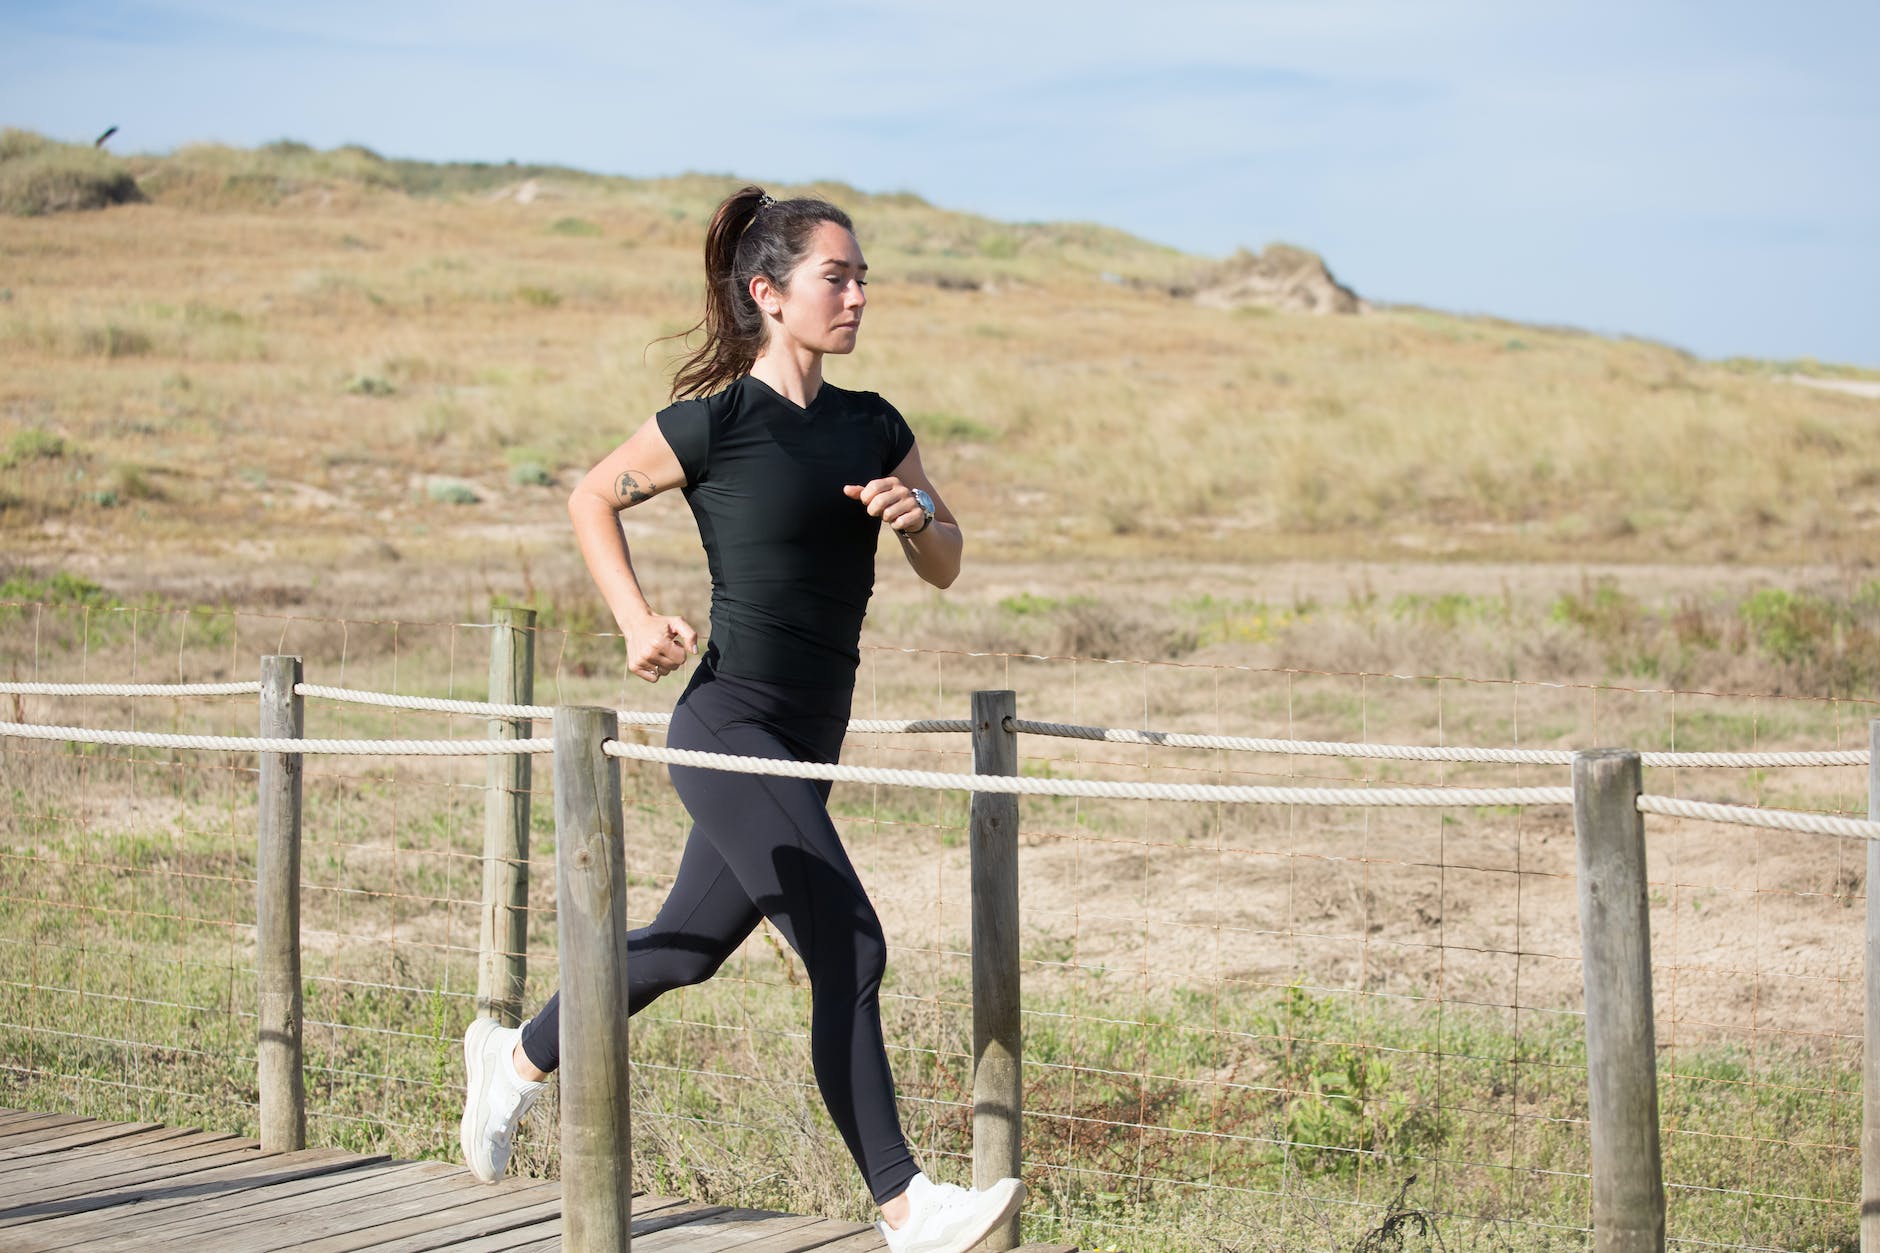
[
  {"left": 852, "top": 913, "right": 889, "bottom": 990},
  {"left": 630, "top": 934, "right": 731, "bottom": 996}
]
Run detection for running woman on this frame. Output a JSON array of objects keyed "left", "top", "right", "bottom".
[{"left": 460, "top": 185, "right": 1023, "bottom": 1253}]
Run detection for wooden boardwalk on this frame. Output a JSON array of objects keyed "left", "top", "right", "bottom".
[{"left": 0, "top": 1108, "right": 1076, "bottom": 1252}]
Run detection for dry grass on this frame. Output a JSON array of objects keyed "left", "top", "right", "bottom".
[{"left": 4, "top": 134, "right": 1878, "bottom": 591}]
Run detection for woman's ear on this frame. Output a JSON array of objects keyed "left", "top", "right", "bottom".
[{"left": 749, "top": 273, "right": 780, "bottom": 319}]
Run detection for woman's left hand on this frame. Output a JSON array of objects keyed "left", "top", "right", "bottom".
[{"left": 843, "top": 478, "right": 928, "bottom": 534}]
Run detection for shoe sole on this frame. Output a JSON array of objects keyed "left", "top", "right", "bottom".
[
  {"left": 460, "top": 1016, "right": 499, "bottom": 1182},
  {"left": 945, "top": 1178, "right": 1025, "bottom": 1253}
]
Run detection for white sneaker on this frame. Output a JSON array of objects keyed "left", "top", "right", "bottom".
[
  {"left": 877, "top": 1172, "right": 1024, "bottom": 1253},
  {"left": 459, "top": 1016, "right": 546, "bottom": 1183}
]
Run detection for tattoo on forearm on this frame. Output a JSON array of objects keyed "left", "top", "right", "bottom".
[{"left": 615, "top": 471, "right": 654, "bottom": 506}]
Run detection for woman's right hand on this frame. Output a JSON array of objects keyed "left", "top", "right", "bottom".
[{"left": 624, "top": 613, "right": 698, "bottom": 683}]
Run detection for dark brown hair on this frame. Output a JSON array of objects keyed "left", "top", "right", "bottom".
[{"left": 666, "top": 185, "right": 855, "bottom": 400}]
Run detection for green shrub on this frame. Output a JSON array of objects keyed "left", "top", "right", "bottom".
[
  {"left": 515, "top": 285, "right": 562, "bottom": 308},
  {"left": 508, "top": 460, "right": 554, "bottom": 487},
  {"left": 1740, "top": 588, "right": 1837, "bottom": 667},
  {"left": 0, "top": 129, "right": 145, "bottom": 216},
  {"left": 549, "top": 216, "right": 601, "bottom": 237},
  {"left": 426, "top": 477, "right": 480, "bottom": 505},
  {"left": 0, "top": 570, "right": 108, "bottom": 605},
  {"left": 345, "top": 374, "right": 396, "bottom": 397},
  {"left": 2, "top": 429, "right": 68, "bottom": 467}
]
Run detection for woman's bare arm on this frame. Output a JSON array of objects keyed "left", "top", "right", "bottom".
[
  {"left": 568, "top": 415, "right": 697, "bottom": 682},
  {"left": 845, "top": 442, "right": 962, "bottom": 589}
]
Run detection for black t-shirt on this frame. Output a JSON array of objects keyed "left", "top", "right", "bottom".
[{"left": 656, "top": 375, "right": 918, "bottom": 689}]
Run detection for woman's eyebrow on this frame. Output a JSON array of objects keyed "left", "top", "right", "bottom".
[{"left": 822, "top": 258, "right": 870, "bottom": 272}]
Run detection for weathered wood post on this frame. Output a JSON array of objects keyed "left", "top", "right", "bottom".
[
  {"left": 555, "top": 705, "right": 632, "bottom": 1252},
  {"left": 478, "top": 605, "right": 537, "bottom": 1025},
  {"left": 971, "top": 690, "right": 1022, "bottom": 1251},
  {"left": 1864, "top": 719, "right": 1880, "bottom": 1252},
  {"left": 257, "top": 654, "right": 306, "bottom": 1152},
  {"left": 1573, "top": 749, "right": 1665, "bottom": 1253}
]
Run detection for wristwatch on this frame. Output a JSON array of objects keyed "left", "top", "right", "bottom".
[{"left": 906, "top": 487, "right": 935, "bottom": 535}]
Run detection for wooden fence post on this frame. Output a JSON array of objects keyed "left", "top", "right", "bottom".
[
  {"left": 555, "top": 706, "right": 632, "bottom": 1252},
  {"left": 478, "top": 605, "right": 537, "bottom": 1026},
  {"left": 1573, "top": 749, "right": 1665, "bottom": 1253},
  {"left": 971, "top": 690, "right": 1022, "bottom": 1250},
  {"left": 257, "top": 654, "right": 306, "bottom": 1153},
  {"left": 1864, "top": 719, "right": 1880, "bottom": 1253}
]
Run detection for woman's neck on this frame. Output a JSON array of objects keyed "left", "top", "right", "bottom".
[{"left": 748, "top": 342, "right": 825, "bottom": 408}]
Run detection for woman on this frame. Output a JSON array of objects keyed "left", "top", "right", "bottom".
[{"left": 460, "top": 186, "right": 1022, "bottom": 1253}]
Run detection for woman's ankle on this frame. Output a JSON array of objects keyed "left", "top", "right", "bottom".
[{"left": 510, "top": 1040, "right": 549, "bottom": 1084}]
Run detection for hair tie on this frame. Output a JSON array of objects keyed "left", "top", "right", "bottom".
[{"left": 756, "top": 194, "right": 776, "bottom": 211}]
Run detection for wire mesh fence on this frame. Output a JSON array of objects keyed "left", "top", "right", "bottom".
[{"left": 0, "top": 595, "right": 1869, "bottom": 1251}]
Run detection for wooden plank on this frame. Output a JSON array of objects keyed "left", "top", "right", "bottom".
[
  {"left": 0, "top": 1120, "right": 164, "bottom": 1160},
  {"left": 66, "top": 1155, "right": 403, "bottom": 1252},
  {"left": 0, "top": 1144, "right": 275, "bottom": 1220},
  {"left": 0, "top": 1110, "right": 89, "bottom": 1135},
  {"left": 768, "top": 1226, "right": 886, "bottom": 1253},
  {"left": 0, "top": 1124, "right": 213, "bottom": 1177},
  {"left": 114, "top": 1160, "right": 446, "bottom": 1248},
  {"left": 0, "top": 1130, "right": 245, "bottom": 1204},
  {"left": 0, "top": 1115, "right": 117, "bottom": 1147},
  {"left": 672, "top": 1214, "right": 869, "bottom": 1253},
  {"left": 0, "top": 1114, "right": 114, "bottom": 1144},
  {"left": 634, "top": 1210, "right": 828, "bottom": 1253},
  {"left": 286, "top": 1180, "right": 561, "bottom": 1253},
  {"left": 433, "top": 1219, "right": 566, "bottom": 1253},
  {"left": 182, "top": 1163, "right": 493, "bottom": 1252},
  {"left": 0, "top": 1149, "right": 366, "bottom": 1252},
  {"left": 383, "top": 1188, "right": 688, "bottom": 1253}
]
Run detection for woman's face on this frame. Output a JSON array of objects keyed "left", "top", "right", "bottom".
[{"left": 759, "top": 220, "right": 868, "bottom": 356}]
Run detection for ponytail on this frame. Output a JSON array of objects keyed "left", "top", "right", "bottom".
[{"left": 665, "top": 185, "right": 855, "bottom": 400}]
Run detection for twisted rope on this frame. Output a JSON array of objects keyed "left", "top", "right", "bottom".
[
  {"left": 1006, "top": 717, "right": 1868, "bottom": 770},
  {"left": 1635, "top": 794, "right": 1880, "bottom": 842},
  {"left": 597, "top": 738, "right": 1574, "bottom": 806},
  {"left": 0, "top": 683, "right": 1861, "bottom": 767},
  {"left": 0, "top": 721, "right": 552, "bottom": 757},
  {"left": 0, "top": 681, "right": 263, "bottom": 697},
  {"left": 0, "top": 719, "right": 1565, "bottom": 805},
  {"left": 292, "top": 684, "right": 968, "bottom": 734}
]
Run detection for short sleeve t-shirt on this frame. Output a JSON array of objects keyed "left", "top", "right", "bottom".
[{"left": 656, "top": 375, "right": 918, "bottom": 689}]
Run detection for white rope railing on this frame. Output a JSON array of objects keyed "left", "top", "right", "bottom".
[
  {"left": 596, "top": 738, "right": 1575, "bottom": 806},
  {"left": 1, "top": 681, "right": 1864, "bottom": 768},
  {"left": 1636, "top": 794, "right": 1880, "bottom": 841},
  {"left": 9, "top": 719, "right": 1879, "bottom": 829},
  {"left": 292, "top": 683, "right": 970, "bottom": 734},
  {"left": 0, "top": 719, "right": 1564, "bottom": 805},
  {"left": 0, "top": 721, "right": 551, "bottom": 757},
  {"left": 1006, "top": 717, "right": 1870, "bottom": 770},
  {"left": 0, "top": 681, "right": 263, "bottom": 697}
]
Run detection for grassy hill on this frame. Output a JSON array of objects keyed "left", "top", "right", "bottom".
[{"left": 6, "top": 130, "right": 1880, "bottom": 695}]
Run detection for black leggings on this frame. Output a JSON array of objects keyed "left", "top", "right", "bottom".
[{"left": 518, "top": 662, "right": 918, "bottom": 1204}]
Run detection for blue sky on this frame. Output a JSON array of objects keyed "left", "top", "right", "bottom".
[{"left": 3, "top": 1, "right": 1875, "bottom": 365}]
